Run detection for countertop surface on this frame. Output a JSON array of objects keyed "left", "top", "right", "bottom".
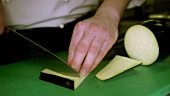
[{"left": 0, "top": 51, "right": 170, "bottom": 96}]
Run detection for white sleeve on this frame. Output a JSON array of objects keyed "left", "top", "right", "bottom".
[{"left": 127, "top": 0, "right": 145, "bottom": 9}]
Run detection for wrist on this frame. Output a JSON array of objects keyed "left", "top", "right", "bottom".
[
  {"left": 94, "top": 0, "right": 131, "bottom": 27},
  {"left": 94, "top": 7, "right": 120, "bottom": 28}
]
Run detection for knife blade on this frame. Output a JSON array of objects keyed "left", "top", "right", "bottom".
[{"left": 8, "top": 27, "right": 80, "bottom": 77}]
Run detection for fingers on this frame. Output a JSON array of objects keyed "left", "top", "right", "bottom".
[
  {"left": 69, "top": 26, "right": 96, "bottom": 72},
  {"left": 69, "top": 22, "right": 110, "bottom": 75},
  {"left": 71, "top": 34, "right": 94, "bottom": 72},
  {"left": 89, "top": 30, "right": 118, "bottom": 72},
  {"left": 80, "top": 36, "right": 105, "bottom": 75},
  {"left": 68, "top": 22, "right": 85, "bottom": 66},
  {"left": 68, "top": 19, "right": 118, "bottom": 76},
  {"left": 90, "top": 39, "right": 113, "bottom": 72}
]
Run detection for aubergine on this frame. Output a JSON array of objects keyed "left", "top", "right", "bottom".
[
  {"left": 141, "top": 20, "right": 170, "bottom": 55},
  {"left": 105, "top": 20, "right": 170, "bottom": 64},
  {"left": 104, "top": 20, "right": 170, "bottom": 65},
  {"left": 125, "top": 24, "right": 159, "bottom": 65},
  {"left": 96, "top": 20, "right": 170, "bottom": 80}
]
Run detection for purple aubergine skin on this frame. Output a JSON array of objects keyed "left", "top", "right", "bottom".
[
  {"left": 104, "top": 20, "right": 170, "bottom": 60},
  {"left": 141, "top": 20, "right": 170, "bottom": 55}
]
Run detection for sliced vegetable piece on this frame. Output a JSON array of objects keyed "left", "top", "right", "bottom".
[
  {"left": 40, "top": 68, "right": 88, "bottom": 90},
  {"left": 96, "top": 55, "right": 141, "bottom": 80},
  {"left": 124, "top": 25, "right": 159, "bottom": 65}
]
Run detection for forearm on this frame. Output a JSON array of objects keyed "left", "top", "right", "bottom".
[{"left": 95, "top": 0, "right": 131, "bottom": 26}]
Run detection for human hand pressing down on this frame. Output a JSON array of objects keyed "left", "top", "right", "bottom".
[{"left": 68, "top": 13, "right": 119, "bottom": 76}]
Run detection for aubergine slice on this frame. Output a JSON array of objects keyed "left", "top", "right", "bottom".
[{"left": 96, "top": 55, "right": 141, "bottom": 80}]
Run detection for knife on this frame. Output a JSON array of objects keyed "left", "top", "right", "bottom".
[{"left": 8, "top": 27, "right": 80, "bottom": 77}]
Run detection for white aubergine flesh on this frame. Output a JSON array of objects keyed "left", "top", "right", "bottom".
[
  {"left": 96, "top": 55, "right": 141, "bottom": 80},
  {"left": 124, "top": 25, "right": 159, "bottom": 65}
]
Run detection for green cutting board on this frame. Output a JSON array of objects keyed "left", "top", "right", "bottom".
[{"left": 0, "top": 51, "right": 170, "bottom": 96}]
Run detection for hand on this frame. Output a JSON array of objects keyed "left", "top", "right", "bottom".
[{"left": 68, "top": 13, "right": 119, "bottom": 75}]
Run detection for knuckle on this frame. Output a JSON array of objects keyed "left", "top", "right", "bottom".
[
  {"left": 77, "top": 43, "right": 88, "bottom": 52},
  {"left": 75, "top": 22, "right": 84, "bottom": 30},
  {"left": 83, "top": 62, "right": 92, "bottom": 68},
  {"left": 89, "top": 46, "right": 99, "bottom": 54},
  {"left": 88, "top": 24, "right": 108, "bottom": 38},
  {"left": 69, "top": 45, "right": 75, "bottom": 52},
  {"left": 88, "top": 23, "right": 98, "bottom": 33}
]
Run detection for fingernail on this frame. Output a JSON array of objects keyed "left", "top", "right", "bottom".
[{"left": 80, "top": 69, "right": 87, "bottom": 76}]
